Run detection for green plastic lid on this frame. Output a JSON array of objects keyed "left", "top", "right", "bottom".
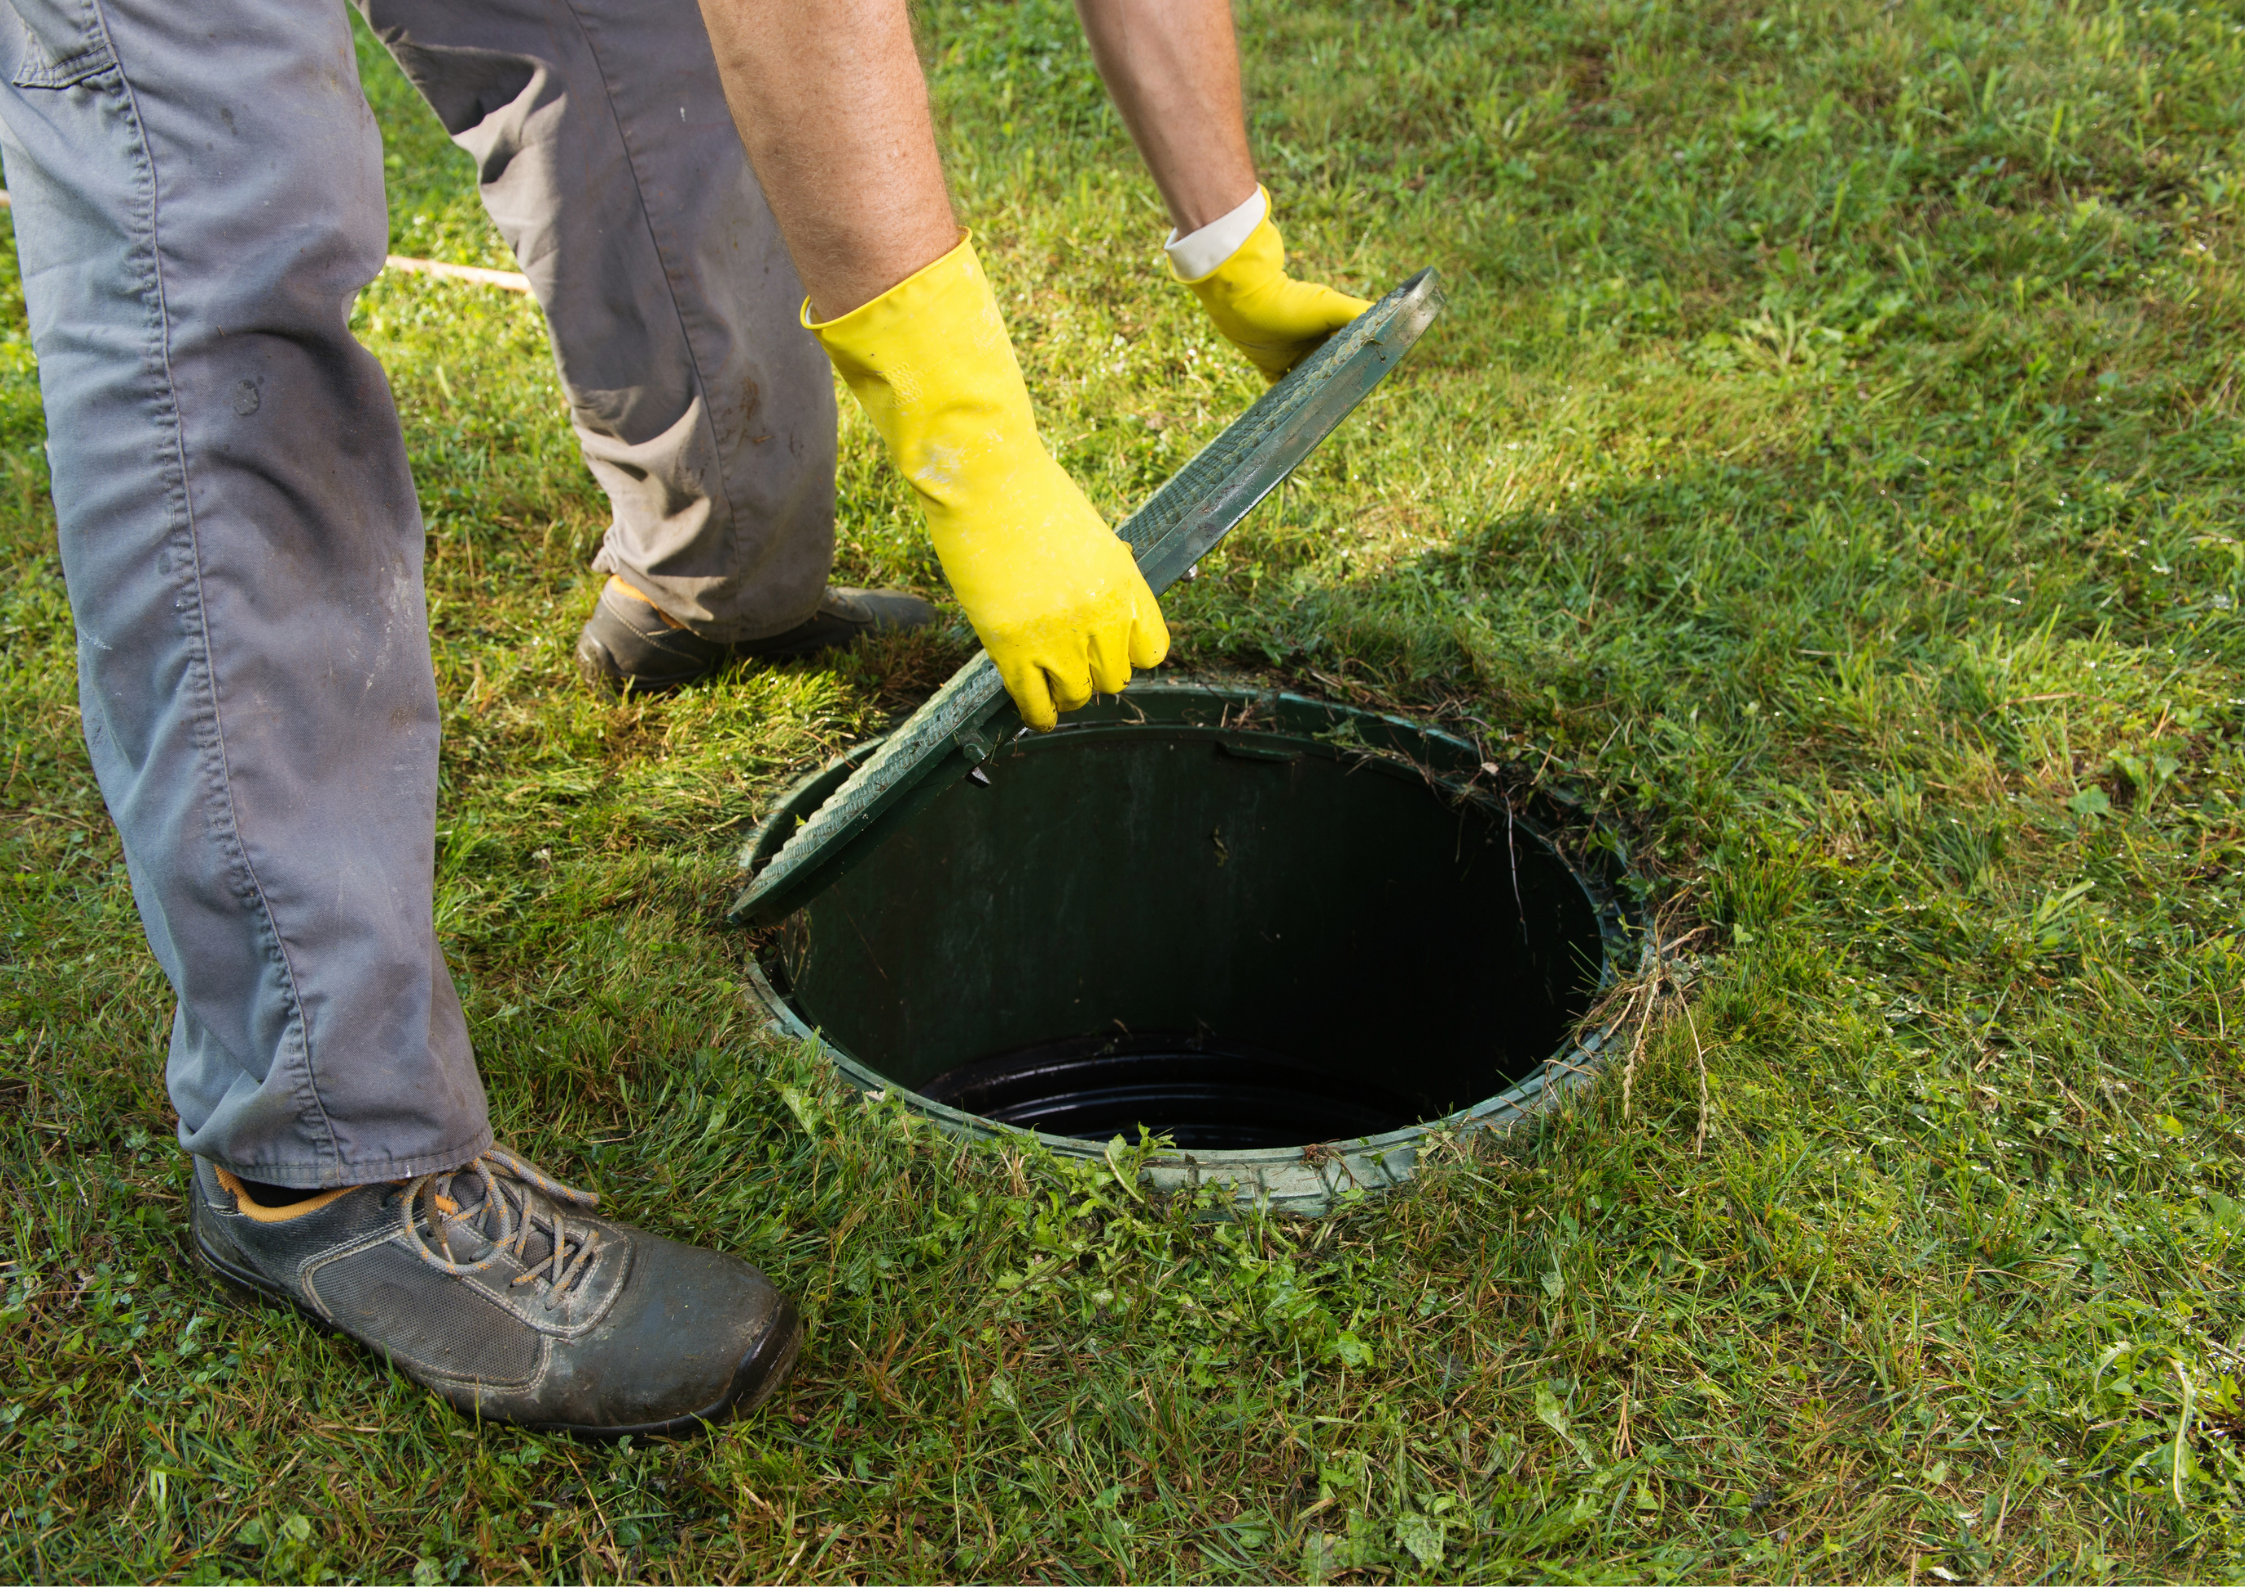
[{"left": 730, "top": 267, "right": 1446, "bottom": 927}]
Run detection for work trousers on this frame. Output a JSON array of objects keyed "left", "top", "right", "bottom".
[{"left": 0, "top": 0, "right": 835, "bottom": 1186}]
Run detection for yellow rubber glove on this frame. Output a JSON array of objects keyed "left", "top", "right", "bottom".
[
  {"left": 806, "top": 235, "right": 1168, "bottom": 730},
  {"left": 1174, "top": 188, "right": 1372, "bottom": 383}
]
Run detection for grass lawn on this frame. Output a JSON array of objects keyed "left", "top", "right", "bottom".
[{"left": 8, "top": 0, "right": 2245, "bottom": 1578}]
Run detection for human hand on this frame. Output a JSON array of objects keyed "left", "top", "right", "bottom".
[
  {"left": 806, "top": 234, "right": 1168, "bottom": 728},
  {"left": 931, "top": 457, "right": 1167, "bottom": 730},
  {"left": 1176, "top": 190, "right": 1370, "bottom": 382}
]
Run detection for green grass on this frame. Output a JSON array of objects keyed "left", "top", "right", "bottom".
[{"left": 8, "top": 0, "right": 2245, "bottom": 1578}]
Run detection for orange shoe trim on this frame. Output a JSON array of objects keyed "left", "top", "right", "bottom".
[
  {"left": 212, "top": 1165, "right": 359, "bottom": 1224},
  {"left": 604, "top": 575, "right": 688, "bottom": 630}
]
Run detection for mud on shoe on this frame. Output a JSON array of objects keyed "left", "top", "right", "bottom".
[
  {"left": 188, "top": 1147, "right": 802, "bottom": 1438},
  {"left": 575, "top": 575, "right": 935, "bottom": 693}
]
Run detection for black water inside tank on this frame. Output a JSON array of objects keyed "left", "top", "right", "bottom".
[
  {"left": 772, "top": 697, "right": 1609, "bottom": 1149},
  {"left": 916, "top": 1034, "right": 1421, "bottom": 1149}
]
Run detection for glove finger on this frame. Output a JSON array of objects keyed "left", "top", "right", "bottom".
[
  {"left": 1086, "top": 624, "right": 1132, "bottom": 696},
  {"left": 1315, "top": 285, "right": 1374, "bottom": 330},
  {"left": 1043, "top": 643, "right": 1095, "bottom": 715},
  {"left": 1277, "top": 276, "right": 1370, "bottom": 337},
  {"left": 1249, "top": 274, "right": 1369, "bottom": 340},
  {"left": 1254, "top": 284, "right": 1372, "bottom": 380},
  {"left": 996, "top": 652, "right": 1059, "bottom": 732},
  {"left": 1127, "top": 584, "right": 1170, "bottom": 670}
]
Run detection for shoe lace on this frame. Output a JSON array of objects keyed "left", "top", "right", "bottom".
[{"left": 399, "top": 1145, "right": 605, "bottom": 1304}]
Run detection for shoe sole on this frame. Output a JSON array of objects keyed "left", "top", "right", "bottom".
[
  {"left": 188, "top": 1212, "right": 804, "bottom": 1440},
  {"left": 575, "top": 598, "right": 931, "bottom": 693},
  {"left": 574, "top": 631, "right": 718, "bottom": 695},
  {"left": 575, "top": 629, "right": 852, "bottom": 693}
]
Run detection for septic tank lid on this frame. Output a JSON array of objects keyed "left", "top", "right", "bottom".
[{"left": 731, "top": 267, "right": 1446, "bottom": 928}]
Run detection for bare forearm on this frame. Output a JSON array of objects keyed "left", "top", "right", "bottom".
[
  {"left": 1073, "top": 0, "right": 1257, "bottom": 233},
  {"left": 694, "top": 0, "right": 957, "bottom": 319}
]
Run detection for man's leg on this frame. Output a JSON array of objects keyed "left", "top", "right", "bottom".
[
  {"left": 0, "top": 0, "right": 803, "bottom": 1431},
  {"left": 0, "top": 0, "right": 486, "bottom": 1187},
  {"left": 358, "top": 0, "right": 841, "bottom": 642}
]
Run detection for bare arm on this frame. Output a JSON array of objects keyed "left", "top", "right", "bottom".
[
  {"left": 691, "top": 0, "right": 1171, "bottom": 732},
  {"left": 695, "top": 0, "right": 1262, "bottom": 311},
  {"left": 1073, "top": 0, "right": 1258, "bottom": 234},
  {"left": 693, "top": 0, "right": 958, "bottom": 319}
]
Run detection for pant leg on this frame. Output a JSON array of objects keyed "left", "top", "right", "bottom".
[
  {"left": 360, "top": 0, "right": 839, "bottom": 641},
  {"left": 0, "top": 0, "right": 489, "bottom": 1186}
]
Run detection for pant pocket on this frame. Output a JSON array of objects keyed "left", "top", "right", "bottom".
[{"left": 8, "top": 0, "right": 117, "bottom": 89}]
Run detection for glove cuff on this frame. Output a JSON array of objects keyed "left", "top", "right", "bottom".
[
  {"left": 1170, "top": 186, "right": 1283, "bottom": 292},
  {"left": 802, "top": 231, "right": 1042, "bottom": 517},
  {"left": 1164, "top": 185, "right": 1268, "bottom": 280},
  {"left": 802, "top": 228, "right": 1003, "bottom": 375}
]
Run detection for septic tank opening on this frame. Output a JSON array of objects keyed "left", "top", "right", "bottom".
[{"left": 748, "top": 684, "right": 1631, "bottom": 1159}]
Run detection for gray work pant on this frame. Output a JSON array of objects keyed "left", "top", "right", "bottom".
[{"left": 0, "top": 0, "right": 835, "bottom": 1186}]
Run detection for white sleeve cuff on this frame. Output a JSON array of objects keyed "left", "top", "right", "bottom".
[{"left": 1164, "top": 187, "right": 1267, "bottom": 281}]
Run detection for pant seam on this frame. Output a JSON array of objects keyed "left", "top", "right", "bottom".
[
  {"left": 554, "top": 0, "right": 743, "bottom": 572},
  {"left": 96, "top": 1, "right": 344, "bottom": 1177}
]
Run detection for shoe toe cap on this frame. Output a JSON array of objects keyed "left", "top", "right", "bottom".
[{"left": 533, "top": 1233, "right": 796, "bottom": 1434}]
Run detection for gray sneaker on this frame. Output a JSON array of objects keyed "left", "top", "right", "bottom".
[
  {"left": 187, "top": 1146, "right": 801, "bottom": 1438},
  {"left": 575, "top": 575, "right": 936, "bottom": 693}
]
